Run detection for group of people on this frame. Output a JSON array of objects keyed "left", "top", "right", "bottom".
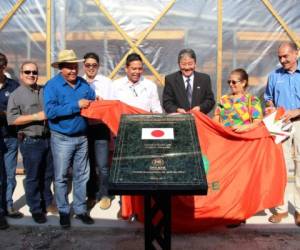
[{"left": 0, "top": 41, "right": 299, "bottom": 230}]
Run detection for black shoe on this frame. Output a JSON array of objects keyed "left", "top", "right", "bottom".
[
  {"left": 32, "top": 213, "right": 47, "bottom": 224},
  {"left": 59, "top": 213, "right": 71, "bottom": 229},
  {"left": 0, "top": 215, "right": 9, "bottom": 230},
  {"left": 6, "top": 208, "right": 24, "bottom": 219},
  {"left": 75, "top": 213, "right": 94, "bottom": 225}
]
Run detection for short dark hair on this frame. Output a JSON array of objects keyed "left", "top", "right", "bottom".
[
  {"left": 178, "top": 49, "right": 197, "bottom": 64},
  {"left": 230, "top": 68, "right": 249, "bottom": 89},
  {"left": 0, "top": 53, "right": 8, "bottom": 67},
  {"left": 83, "top": 52, "right": 100, "bottom": 64},
  {"left": 126, "top": 53, "right": 142, "bottom": 66}
]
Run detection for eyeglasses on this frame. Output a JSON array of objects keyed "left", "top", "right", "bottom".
[
  {"left": 227, "top": 80, "right": 241, "bottom": 85},
  {"left": 22, "top": 70, "right": 38, "bottom": 75},
  {"left": 84, "top": 63, "right": 98, "bottom": 68}
]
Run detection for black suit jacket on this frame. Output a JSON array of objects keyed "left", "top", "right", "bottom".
[{"left": 162, "top": 71, "right": 215, "bottom": 114}]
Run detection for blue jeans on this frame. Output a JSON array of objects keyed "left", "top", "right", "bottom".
[
  {"left": 51, "top": 131, "right": 90, "bottom": 214},
  {"left": 2, "top": 137, "right": 18, "bottom": 209},
  {"left": 20, "top": 137, "right": 54, "bottom": 214}
]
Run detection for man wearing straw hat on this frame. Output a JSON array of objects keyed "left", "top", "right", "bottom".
[{"left": 44, "top": 49, "right": 96, "bottom": 229}]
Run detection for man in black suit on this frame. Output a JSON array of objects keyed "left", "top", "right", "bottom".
[{"left": 163, "top": 48, "right": 215, "bottom": 114}]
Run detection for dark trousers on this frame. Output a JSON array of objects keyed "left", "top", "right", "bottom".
[
  {"left": 20, "top": 137, "right": 54, "bottom": 214},
  {"left": 87, "top": 138, "right": 110, "bottom": 200},
  {"left": 87, "top": 124, "right": 110, "bottom": 200}
]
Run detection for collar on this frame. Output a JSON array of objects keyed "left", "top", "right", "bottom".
[
  {"left": 182, "top": 73, "right": 194, "bottom": 83},
  {"left": 125, "top": 76, "right": 143, "bottom": 87},
  {"left": 22, "top": 83, "right": 40, "bottom": 92},
  {"left": 82, "top": 74, "right": 102, "bottom": 83},
  {"left": 283, "top": 60, "right": 300, "bottom": 74}
]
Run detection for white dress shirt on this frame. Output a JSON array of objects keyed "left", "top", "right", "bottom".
[
  {"left": 111, "top": 76, "right": 163, "bottom": 113},
  {"left": 83, "top": 74, "right": 113, "bottom": 125},
  {"left": 82, "top": 74, "right": 112, "bottom": 99},
  {"left": 182, "top": 74, "right": 194, "bottom": 91}
]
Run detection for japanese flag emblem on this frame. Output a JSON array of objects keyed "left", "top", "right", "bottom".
[{"left": 141, "top": 128, "right": 174, "bottom": 140}]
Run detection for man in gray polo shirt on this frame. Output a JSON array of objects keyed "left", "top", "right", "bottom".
[{"left": 7, "top": 61, "right": 54, "bottom": 224}]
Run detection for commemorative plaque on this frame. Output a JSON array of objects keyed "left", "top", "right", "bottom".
[
  {"left": 109, "top": 114, "right": 208, "bottom": 250},
  {"left": 109, "top": 114, "right": 207, "bottom": 195}
]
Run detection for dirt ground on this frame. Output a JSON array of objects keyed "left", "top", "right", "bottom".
[{"left": 1, "top": 226, "right": 300, "bottom": 250}]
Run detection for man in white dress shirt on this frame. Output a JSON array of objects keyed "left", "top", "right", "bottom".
[
  {"left": 82, "top": 52, "right": 113, "bottom": 210},
  {"left": 111, "top": 53, "right": 162, "bottom": 113},
  {"left": 111, "top": 53, "right": 163, "bottom": 222}
]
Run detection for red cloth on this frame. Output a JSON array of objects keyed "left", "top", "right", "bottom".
[{"left": 81, "top": 100, "right": 286, "bottom": 232}]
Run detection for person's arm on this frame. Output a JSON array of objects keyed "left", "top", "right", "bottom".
[
  {"left": 87, "top": 84, "right": 96, "bottom": 101},
  {"left": 43, "top": 83, "right": 81, "bottom": 120},
  {"left": 150, "top": 83, "right": 163, "bottom": 113},
  {"left": 198, "top": 75, "right": 215, "bottom": 114},
  {"left": 7, "top": 92, "right": 46, "bottom": 125},
  {"left": 212, "top": 114, "right": 220, "bottom": 123},
  {"left": 12, "top": 112, "right": 46, "bottom": 125},
  {"left": 162, "top": 76, "right": 180, "bottom": 113},
  {"left": 232, "top": 119, "right": 262, "bottom": 133},
  {"left": 264, "top": 75, "right": 276, "bottom": 114},
  {"left": 212, "top": 102, "right": 222, "bottom": 123},
  {"left": 282, "top": 109, "right": 300, "bottom": 122}
]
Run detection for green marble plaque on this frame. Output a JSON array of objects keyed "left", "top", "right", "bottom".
[{"left": 109, "top": 114, "right": 207, "bottom": 195}]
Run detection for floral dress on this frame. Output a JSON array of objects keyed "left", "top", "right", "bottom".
[{"left": 214, "top": 93, "right": 263, "bottom": 127}]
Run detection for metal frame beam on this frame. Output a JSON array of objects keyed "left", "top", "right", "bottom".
[
  {"left": 260, "top": 0, "right": 300, "bottom": 48},
  {"left": 0, "top": 0, "right": 26, "bottom": 31},
  {"left": 93, "top": 0, "right": 176, "bottom": 85},
  {"left": 46, "top": 0, "right": 52, "bottom": 80},
  {"left": 216, "top": 0, "right": 223, "bottom": 101}
]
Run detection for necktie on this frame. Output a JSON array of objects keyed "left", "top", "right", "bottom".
[{"left": 186, "top": 77, "right": 192, "bottom": 106}]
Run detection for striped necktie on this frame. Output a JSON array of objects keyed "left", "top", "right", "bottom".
[{"left": 186, "top": 77, "right": 192, "bottom": 106}]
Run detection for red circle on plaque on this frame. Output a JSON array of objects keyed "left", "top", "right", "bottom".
[{"left": 151, "top": 130, "right": 165, "bottom": 137}]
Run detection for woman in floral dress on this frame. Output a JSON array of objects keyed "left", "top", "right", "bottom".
[{"left": 213, "top": 68, "right": 263, "bottom": 133}]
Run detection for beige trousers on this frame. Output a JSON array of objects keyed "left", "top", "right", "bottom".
[{"left": 276, "top": 120, "right": 300, "bottom": 213}]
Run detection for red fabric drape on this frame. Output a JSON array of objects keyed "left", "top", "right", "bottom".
[{"left": 82, "top": 100, "right": 286, "bottom": 232}]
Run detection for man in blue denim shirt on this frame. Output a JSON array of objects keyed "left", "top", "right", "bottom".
[
  {"left": 0, "top": 53, "right": 22, "bottom": 219},
  {"left": 264, "top": 42, "right": 300, "bottom": 226},
  {"left": 44, "top": 50, "right": 96, "bottom": 229}
]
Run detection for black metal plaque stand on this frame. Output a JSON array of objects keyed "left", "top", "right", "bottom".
[{"left": 144, "top": 193, "right": 171, "bottom": 250}]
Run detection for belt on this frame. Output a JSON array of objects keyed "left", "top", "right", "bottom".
[{"left": 25, "top": 135, "right": 50, "bottom": 139}]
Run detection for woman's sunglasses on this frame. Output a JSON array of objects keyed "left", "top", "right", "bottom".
[{"left": 227, "top": 80, "right": 240, "bottom": 85}]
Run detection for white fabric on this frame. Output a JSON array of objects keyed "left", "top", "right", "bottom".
[
  {"left": 111, "top": 76, "right": 163, "bottom": 113},
  {"left": 82, "top": 74, "right": 112, "bottom": 99}
]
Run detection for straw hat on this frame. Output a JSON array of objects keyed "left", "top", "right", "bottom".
[{"left": 51, "top": 49, "right": 84, "bottom": 68}]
